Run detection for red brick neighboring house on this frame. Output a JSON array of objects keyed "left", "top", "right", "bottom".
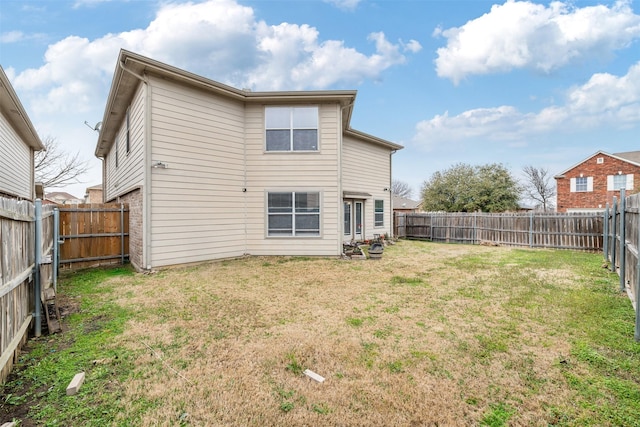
[{"left": 555, "top": 150, "right": 640, "bottom": 212}]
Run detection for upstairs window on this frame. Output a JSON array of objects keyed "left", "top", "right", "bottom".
[
  {"left": 613, "top": 174, "right": 626, "bottom": 190},
  {"left": 575, "top": 177, "right": 588, "bottom": 192},
  {"left": 570, "top": 177, "right": 592, "bottom": 192},
  {"left": 268, "top": 192, "right": 320, "bottom": 236},
  {"left": 265, "top": 107, "right": 318, "bottom": 152},
  {"left": 608, "top": 174, "right": 633, "bottom": 191}
]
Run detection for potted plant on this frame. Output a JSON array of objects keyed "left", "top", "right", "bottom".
[{"left": 368, "top": 242, "right": 384, "bottom": 260}]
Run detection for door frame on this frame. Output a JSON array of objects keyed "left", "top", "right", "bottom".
[{"left": 343, "top": 199, "right": 364, "bottom": 241}]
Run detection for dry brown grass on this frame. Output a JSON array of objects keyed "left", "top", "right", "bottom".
[{"left": 102, "top": 241, "right": 587, "bottom": 426}]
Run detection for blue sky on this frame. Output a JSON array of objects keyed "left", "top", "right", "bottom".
[{"left": 1, "top": 0, "right": 639, "bottom": 201}]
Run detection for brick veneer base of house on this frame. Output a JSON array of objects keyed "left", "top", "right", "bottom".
[
  {"left": 556, "top": 154, "right": 640, "bottom": 212},
  {"left": 115, "top": 188, "right": 143, "bottom": 271}
]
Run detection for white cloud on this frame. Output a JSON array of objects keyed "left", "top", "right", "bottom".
[
  {"left": 402, "top": 39, "right": 422, "bottom": 53},
  {"left": 435, "top": 0, "right": 640, "bottom": 84},
  {"left": 6, "top": 0, "right": 417, "bottom": 197},
  {"left": 323, "top": 0, "right": 362, "bottom": 11},
  {"left": 245, "top": 26, "right": 407, "bottom": 90},
  {"left": 72, "top": 0, "right": 115, "bottom": 9},
  {"left": 12, "top": 0, "right": 414, "bottom": 101},
  {"left": 413, "top": 61, "right": 640, "bottom": 150},
  {"left": 1, "top": 30, "right": 26, "bottom": 43},
  {"left": 1, "top": 30, "right": 46, "bottom": 43}
]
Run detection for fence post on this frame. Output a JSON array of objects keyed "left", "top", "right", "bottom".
[
  {"left": 603, "top": 204, "right": 609, "bottom": 262},
  {"left": 120, "top": 203, "right": 125, "bottom": 265},
  {"left": 618, "top": 189, "right": 626, "bottom": 292},
  {"left": 636, "top": 210, "right": 640, "bottom": 342},
  {"left": 34, "top": 199, "right": 42, "bottom": 337},
  {"left": 430, "top": 213, "right": 433, "bottom": 241},
  {"left": 611, "top": 197, "right": 617, "bottom": 273},
  {"left": 529, "top": 211, "right": 533, "bottom": 248},
  {"left": 53, "top": 207, "right": 59, "bottom": 292}
]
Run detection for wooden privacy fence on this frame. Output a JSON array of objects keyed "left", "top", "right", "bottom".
[
  {"left": 1, "top": 199, "right": 129, "bottom": 383},
  {"left": 395, "top": 211, "right": 603, "bottom": 251},
  {"left": 0, "top": 197, "right": 55, "bottom": 384},
  {"left": 58, "top": 203, "right": 129, "bottom": 270},
  {"left": 604, "top": 190, "right": 639, "bottom": 341}
]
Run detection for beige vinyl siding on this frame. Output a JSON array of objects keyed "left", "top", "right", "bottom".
[
  {"left": 342, "top": 134, "right": 392, "bottom": 239},
  {"left": 245, "top": 103, "right": 341, "bottom": 256},
  {"left": 149, "top": 77, "right": 246, "bottom": 267},
  {"left": 104, "top": 82, "right": 146, "bottom": 201},
  {"left": 0, "top": 114, "right": 32, "bottom": 199}
]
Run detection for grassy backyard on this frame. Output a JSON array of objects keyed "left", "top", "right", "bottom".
[{"left": 1, "top": 240, "right": 639, "bottom": 426}]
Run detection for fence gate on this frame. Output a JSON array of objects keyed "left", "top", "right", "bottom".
[{"left": 57, "top": 203, "right": 129, "bottom": 270}]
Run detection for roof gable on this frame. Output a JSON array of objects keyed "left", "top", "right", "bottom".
[
  {"left": 554, "top": 150, "right": 640, "bottom": 178},
  {"left": 95, "top": 49, "right": 402, "bottom": 156}
]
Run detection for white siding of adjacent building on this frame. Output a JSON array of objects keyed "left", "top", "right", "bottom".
[
  {"left": 148, "top": 77, "right": 246, "bottom": 267},
  {"left": 342, "top": 134, "right": 392, "bottom": 239},
  {"left": 245, "top": 103, "right": 342, "bottom": 256},
  {"left": 104, "top": 82, "right": 146, "bottom": 201},
  {"left": 0, "top": 114, "right": 32, "bottom": 199}
]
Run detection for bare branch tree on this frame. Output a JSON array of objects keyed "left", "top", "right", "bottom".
[
  {"left": 522, "top": 165, "right": 556, "bottom": 211},
  {"left": 35, "top": 136, "right": 90, "bottom": 189},
  {"left": 391, "top": 179, "right": 413, "bottom": 199}
]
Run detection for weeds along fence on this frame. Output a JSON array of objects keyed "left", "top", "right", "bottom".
[
  {"left": 0, "top": 197, "right": 55, "bottom": 384},
  {"left": 395, "top": 211, "right": 603, "bottom": 251},
  {"left": 603, "top": 190, "right": 639, "bottom": 342},
  {"left": 1, "top": 198, "right": 129, "bottom": 383}
]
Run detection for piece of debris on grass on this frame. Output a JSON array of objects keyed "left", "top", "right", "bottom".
[
  {"left": 66, "top": 372, "right": 86, "bottom": 396},
  {"left": 303, "top": 369, "right": 325, "bottom": 383}
]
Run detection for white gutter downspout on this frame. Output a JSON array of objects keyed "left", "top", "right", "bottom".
[
  {"left": 118, "top": 61, "right": 152, "bottom": 270},
  {"left": 339, "top": 100, "right": 354, "bottom": 253},
  {"left": 390, "top": 149, "right": 397, "bottom": 238}
]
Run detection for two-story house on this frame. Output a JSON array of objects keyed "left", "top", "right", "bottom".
[
  {"left": 555, "top": 150, "right": 640, "bottom": 212},
  {"left": 0, "top": 66, "right": 44, "bottom": 200},
  {"left": 95, "top": 50, "right": 402, "bottom": 271}
]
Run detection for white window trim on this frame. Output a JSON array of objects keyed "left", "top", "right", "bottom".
[
  {"left": 266, "top": 191, "right": 322, "bottom": 238},
  {"left": 265, "top": 106, "right": 319, "bottom": 152},
  {"left": 571, "top": 177, "right": 592, "bottom": 192},
  {"left": 374, "top": 199, "right": 384, "bottom": 227},
  {"left": 607, "top": 174, "right": 634, "bottom": 191}
]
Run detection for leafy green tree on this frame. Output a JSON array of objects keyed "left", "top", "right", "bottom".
[{"left": 421, "top": 163, "right": 520, "bottom": 212}]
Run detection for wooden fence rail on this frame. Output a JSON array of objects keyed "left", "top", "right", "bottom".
[{"left": 395, "top": 211, "right": 603, "bottom": 251}]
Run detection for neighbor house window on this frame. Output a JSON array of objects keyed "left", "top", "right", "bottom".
[
  {"left": 374, "top": 199, "right": 384, "bottom": 227},
  {"left": 268, "top": 192, "right": 320, "bottom": 236},
  {"left": 613, "top": 174, "right": 626, "bottom": 190},
  {"left": 570, "top": 177, "right": 592, "bottom": 192},
  {"left": 265, "top": 106, "right": 318, "bottom": 151},
  {"left": 608, "top": 174, "right": 633, "bottom": 191}
]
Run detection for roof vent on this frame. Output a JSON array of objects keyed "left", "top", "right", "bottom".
[{"left": 597, "top": 157, "right": 604, "bottom": 164}]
